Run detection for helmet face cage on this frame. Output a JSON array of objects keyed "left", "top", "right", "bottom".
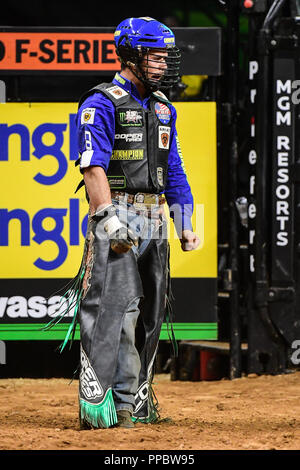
[
  {"left": 139, "top": 47, "right": 181, "bottom": 91},
  {"left": 114, "top": 18, "right": 181, "bottom": 92},
  {"left": 117, "top": 45, "right": 181, "bottom": 92}
]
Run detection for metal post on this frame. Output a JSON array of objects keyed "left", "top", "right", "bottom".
[
  {"left": 226, "top": 0, "right": 242, "bottom": 379},
  {"left": 0, "top": 341, "right": 6, "bottom": 365},
  {"left": 0, "top": 80, "right": 6, "bottom": 102}
]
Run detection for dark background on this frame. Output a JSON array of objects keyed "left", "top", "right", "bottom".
[
  {"left": 0, "top": 0, "right": 230, "bottom": 102},
  {"left": 0, "top": 1, "right": 226, "bottom": 28}
]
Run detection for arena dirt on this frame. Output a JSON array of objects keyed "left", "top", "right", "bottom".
[{"left": 0, "top": 372, "right": 300, "bottom": 450}]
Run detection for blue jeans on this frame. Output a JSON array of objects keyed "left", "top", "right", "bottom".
[{"left": 112, "top": 200, "right": 162, "bottom": 413}]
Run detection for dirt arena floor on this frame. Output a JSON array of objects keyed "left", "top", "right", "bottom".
[{"left": 1, "top": 371, "right": 300, "bottom": 451}]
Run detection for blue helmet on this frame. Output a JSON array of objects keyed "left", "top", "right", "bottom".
[{"left": 114, "top": 17, "right": 181, "bottom": 91}]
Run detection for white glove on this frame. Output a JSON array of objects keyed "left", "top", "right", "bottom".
[{"left": 93, "top": 204, "right": 138, "bottom": 254}]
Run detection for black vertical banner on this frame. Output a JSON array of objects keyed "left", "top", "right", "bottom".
[
  {"left": 271, "top": 57, "right": 295, "bottom": 283},
  {"left": 248, "top": 57, "right": 259, "bottom": 277}
]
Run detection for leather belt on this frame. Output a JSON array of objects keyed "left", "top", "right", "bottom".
[{"left": 111, "top": 191, "right": 165, "bottom": 207}]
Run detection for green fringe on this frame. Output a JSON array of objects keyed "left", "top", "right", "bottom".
[
  {"left": 41, "top": 266, "right": 85, "bottom": 352},
  {"left": 58, "top": 289, "right": 83, "bottom": 353},
  {"left": 79, "top": 389, "right": 117, "bottom": 429},
  {"left": 165, "top": 245, "right": 178, "bottom": 357},
  {"left": 165, "top": 295, "right": 178, "bottom": 357}
]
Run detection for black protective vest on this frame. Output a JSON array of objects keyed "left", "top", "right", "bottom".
[{"left": 78, "top": 82, "right": 173, "bottom": 194}]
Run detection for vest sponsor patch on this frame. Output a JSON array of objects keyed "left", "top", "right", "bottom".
[
  {"left": 155, "top": 102, "right": 171, "bottom": 124},
  {"left": 80, "top": 346, "right": 103, "bottom": 400},
  {"left": 108, "top": 175, "right": 126, "bottom": 189},
  {"left": 118, "top": 109, "right": 143, "bottom": 127},
  {"left": 158, "top": 126, "right": 170, "bottom": 149},
  {"left": 115, "top": 133, "right": 143, "bottom": 142},
  {"left": 111, "top": 149, "right": 144, "bottom": 160},
  {"left": 157, "top": 167, "right": 164, "bottom": 186},
  {"left": 106, "top": 85, "right": 128, "bottom": 99},
  {"left": 81, "top": 107, "right": 96, "bottom": 124}
]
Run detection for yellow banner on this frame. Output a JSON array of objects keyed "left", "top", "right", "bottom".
[{"left": 0, "top": 102, "right": 217, "bottom": 278}]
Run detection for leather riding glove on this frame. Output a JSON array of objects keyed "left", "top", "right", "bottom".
[{"left": 92, "top": 204, "right": 138, "bottom": 254}]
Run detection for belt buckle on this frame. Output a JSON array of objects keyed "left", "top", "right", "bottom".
[{"left": 133, "top": 193, "right": 157, "bottom": 210}]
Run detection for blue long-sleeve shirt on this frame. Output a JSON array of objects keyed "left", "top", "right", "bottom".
[{"left": 76, "top": 72, "right": 194, "bottom": 233}]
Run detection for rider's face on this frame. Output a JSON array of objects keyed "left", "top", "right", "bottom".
[{"left": 141, "top": 50, "right": 168, "bottom": 82}]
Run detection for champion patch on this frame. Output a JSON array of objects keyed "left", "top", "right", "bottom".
[
  {"left": 158, "top": 126, "right": 170, "bottom": 149},
  {"left": 106, "top": 85, "right": 128, "bottom": 99},
  {"left": 155, "top": 102, "right": 171, "bottom": 124},
  {"left": 81, "top": 108, "right": 95, "bottom": 124},
  {"left": 111, "top": 149, "right": 144, "bottom": 160}
]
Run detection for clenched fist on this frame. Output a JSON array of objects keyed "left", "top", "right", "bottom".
[{"left": 180, "top": 230, "right": 200, "bottom": 251}]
